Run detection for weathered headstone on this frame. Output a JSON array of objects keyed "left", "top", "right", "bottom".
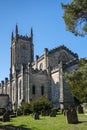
[
  {"left": 77, "top": 105, "right": 83, "bottom": 114},
  {"left": 3, "top": 111, "right": 10, "bottom": 122},
  {"left": 50, "top": 109, "right": 57, "bottom": 117},
  {"left": 41, "top": 109, "right": 46, "bottom": 116},
  {"left": 34, "top": 112, "right": 39, "bottom": 120},
  {"left": 66, "top": 108, "right": 78, "bottom": 124},
  {"left": 62, "top": 109, "right": 68, "bottom": 116},
  {"left": 45, "top": 110, "right": 50, "bottom": 116},
  {"left": 41, "top": 109, "right": 51, "bottom": 116}
]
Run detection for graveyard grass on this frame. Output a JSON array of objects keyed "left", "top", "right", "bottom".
[{"left": 0, "top": 113, "right": 87, "bottom": 130}]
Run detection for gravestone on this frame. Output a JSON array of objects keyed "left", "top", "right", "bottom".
[
  {"left": 77, "top": 105, "right": 83, "bottom": 114},
  {"left": 41, "top": 109, "right": 46, "bottom": 116},
  {"left": 50, "top": 109, "right": 57, "bottom": 117},
  {"left": 41, "top": 109, "right": 51, "bottom": 116},
  {"left": 66, "top": 107, "right": 78, "bottom": 124},
  {"left": 3, "top": 111, "right": 10, "bottom": 122},
  {"left": 50, "top": 111, "right": 56, "bottom": 117},
  {"left": 63, "top": 109, "right": 68, "bottom": 116},
  {"left": 34, "top": 112, "right": 39, "bottom": 120},
  {"left": 45, "top": 110, "right": 50, "bottom": 116}
]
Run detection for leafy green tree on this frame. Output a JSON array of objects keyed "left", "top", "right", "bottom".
[
  {"left": 65, "top": 58, "right": 87, "bottom": 102},
  {"left": 62, "top": 0, "right": 87, "bottom": 36},
  {"left": 78, "top": 58, "right": 87, "bottom": 67}
]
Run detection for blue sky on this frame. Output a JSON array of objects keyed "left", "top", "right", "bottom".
[{"left": 0, "top": 0, "right": 87, "bottom": 81}]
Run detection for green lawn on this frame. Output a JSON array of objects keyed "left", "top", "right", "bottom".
[{"left": 0, "top": 113, "right": 87, "bottom": 130}]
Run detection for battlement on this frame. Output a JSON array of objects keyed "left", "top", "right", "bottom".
[
  {"left": 11, "top": 24, "right": 33, "bottom": 43},
  {"left": 31, "top": 67, "right": 47, "bottom": 75},
  {"left": 15, "top": 34, "right": 32, "bottom": 41}
]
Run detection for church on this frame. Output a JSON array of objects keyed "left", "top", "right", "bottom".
[{"left": 0, "top": 25, "right": 78, "bottom": 111}]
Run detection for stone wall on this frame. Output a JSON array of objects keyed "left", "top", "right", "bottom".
[
  {"left": 30, "top": 72, "right": 50, "bottom": 100},
  {"left": 0, "top": 94, "right": 9, "bottom": 109},
  {"left": 51, "top": 68, "right": 60, "bottom": 108}
]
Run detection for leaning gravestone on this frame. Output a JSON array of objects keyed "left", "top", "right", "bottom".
[
  {"left": 34, "top": 112, "right": 39, "bottom": 120},
  {"left": 50, "top": 109, "right": 57, "bottom": 117},
  {"left": 66, "top": 108, "right": 78, "bottom": 124},
  {"left": 77, "top": 105, "right": 84, "bottom": 114}
]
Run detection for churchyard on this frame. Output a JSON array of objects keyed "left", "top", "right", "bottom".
[
  {"left": 0, "top": 110, "right": 87, "bottom": 130},
  {"left": 0, "top": 97, "right": 87, "bottom": 130}
]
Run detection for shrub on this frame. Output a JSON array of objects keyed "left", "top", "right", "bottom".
[
  {"left": 18, "top": 102, "right": 32, "bottom": 115},
  {"left": 18, "top": 96, "right": 51, "bottom": 115},
  {"left": 31, "top": 96, "right": 51, "bottom": 113}
]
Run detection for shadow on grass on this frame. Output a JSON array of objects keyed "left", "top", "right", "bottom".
[
  {"left": 30, "top": 127, "right": 40, "bottom": 130},
  {"left": 78, "top": 120, "right": 87, "bottom": 123},
  {"left": 0, "top": 124, "right": 31, "bottom": 130}
]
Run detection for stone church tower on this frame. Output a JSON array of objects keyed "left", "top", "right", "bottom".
[
  {"left": 10, "top": 24, "right": 34, "bottom": 74},
  {"left": 0, "top": 25, "right": 79, "bottom": 110},
  {"left": 9, "top": 25, "right": 34, "bottom": 110}
]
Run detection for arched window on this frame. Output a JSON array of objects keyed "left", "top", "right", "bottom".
[
  {"left": 19, "top": 80, "right": 21, "bottom": 99},
  {"left": 41, "top": 85, "right": 44, "bottom": 95},
  {"left": 39, "top": 63, "right": 43, "bottom": 70},
  {"left": 32, "top": 85, "right": 35, "bottom": 95}
]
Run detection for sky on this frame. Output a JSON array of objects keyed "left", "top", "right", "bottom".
[{"left": 0, "top": 0, "right": 87, "bottom": 81}]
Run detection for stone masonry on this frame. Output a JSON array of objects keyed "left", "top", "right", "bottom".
[{"left": 0, "top": 25, "right": 78, "bottom": 110}]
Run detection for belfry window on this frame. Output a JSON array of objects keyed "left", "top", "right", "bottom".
[
  {"left": 32, "top": 85, "right": 35, "bottom": 95},
  {"left": 41, "top": 85, "right": 44, "bottom": 95}
]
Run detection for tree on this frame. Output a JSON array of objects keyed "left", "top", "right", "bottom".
[
  {"left": 65, "top": 58, "right": 87, "bottom": 102},
  {"left": 78, "top": 58, "right": 87, "bottom": 67},
  {"left": 62, "top": 0, "right": 87, "bottom": 36}
]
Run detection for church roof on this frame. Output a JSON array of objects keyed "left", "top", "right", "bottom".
[{"left": 49, "top": 45, "right": 78, "bottom": 59}]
